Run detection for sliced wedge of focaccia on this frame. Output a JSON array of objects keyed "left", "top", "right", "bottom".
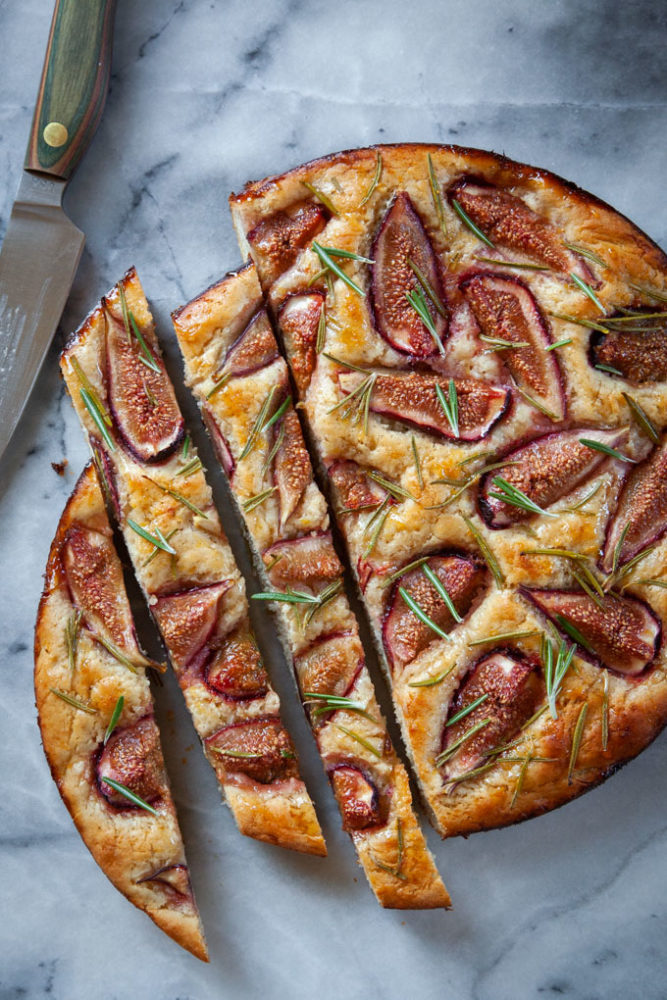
[
  {"left": 60, "top": 268, "right": 325, "bottom": 856},
  {"left": 230, "top": 144, "right": 667, "bottom": 837},
  {"left": 172, "top": 263, "right": 449, "bottom": 908},
  {"left": 35, "top": 463, "right": 208, "bottom": 960}
]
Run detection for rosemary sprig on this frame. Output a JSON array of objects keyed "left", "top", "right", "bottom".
[
  {"left": 362, "top": 497, "right": 390, "bottom": 557},
  {"left": 65, "top": 611, "right": 82, "bottom": 673},
  {"left": 104, "top": 695, "right": 124, "bottom": 745},
  {"left": 549, "top": 311, "right": 609, "bottom": 333},
  {"left": 567, "top": 703, "right": 588, "bottom": 784},
  {"left": 423, "top": 564, "right": 462, "bottom": 622},
  {"left": 71, "top": 358, "right": 111, "bottom": 425},
  {"left": 206, "top": 371, "right": 232, "bottom": 400},
  {"left": 303, "top": 181, "right": 339, "bottom": 216},
  {"left": 571, "top": 565, "right": 606, "bottom": 608},
  {"left": 435, "top": 718, "right": 491, "bottom": 766},
  {"left": 312, "top": 241, "right": 363, "bottom": 296},
  {"left": 383, "top": 556, "right": 429, "bottom": 587},
  {"left": 408, "top": 258, "right": 447, "bottom": 317},
  {"left": 142, "top": 380, "right": 158, "bottom": 407},
  {"left": 467, "top": 628, "right": 539, "bottom": 647},
  {"left": 554, "top": 614, "right": 594, "bottom": 653},
  {"left": 605, "top": 544, "right": 657, "bottom": 592},
  {"left": 511, "top": 755, "right": 532, "bottom": 808},
  {"left": 93, "top": 634, "right": 146, "bottom": 674},
  {"left": 601, "top": 672, "right": 609, "bottom": 752},
  {"left": 560, "top": 481, "right": 603, "bottom": 513},
  {"left": 611, "top": 523, "right": 631, "bottom": 577},
  {"left": 368, "top": 471, "right": 415, "bottom": 502},
  {"left": 303, "top": 691, "right": 376, "bottom": 722},
  {"left": 49, "top": 688, "right": 97, "bottom": 715},
  {"left": 80, "top": 388, "right": 115, "bottom": 451},
  {"left": 399, "top": 587, "right": 450, "bottom": 640},
  {"left": 176, "top": 455, "right": 202, "bottom": 477},
  {"left": 427, "top": 153, "right": 449, "bottom": 242},
  {"left": 488, "top": 476, "right": 557, "bottom": 518},
  {"left": 446, "top": 693, "right": 489, "bottom": 728},
  {"left": 127, "top": 518, "right": 177, "bottom": 554},
  {"left": 621, "top": 392, "right": 659, "bottom": 444},
  {"left": 514, "top": 384, "right": 559, "bottom": 421},
  {"left": 570, "top": 273, "right": 605, "bottom": 312},
  {"left": 212, "top": 748, "right": 262, "bottom": 759},
  {"left": 359, "top": 152, "right": 382, "bottom": 207},
  {"left": 444, "top": 761, "right": 496, "bottom": 790},
  {"left": 315, "top": 245, "right": 374, "bottom": 265},
  {"left": 436, "top": 379, "right": 459, "bottom": 437},
  {"left": 578, "top": 438, "right": 634, "bottom": 463},
  {"left": 451, "top": 199, "right": 494, "bottom": 247},
  {"left": 315, "top": 303, "right": 327, "bottom": 353},
  {"left": 406, "top": 286, "right": 445, "bottom": 354},
  {"left": 371, "top": 819, "right": 406, "bottom": 880},
  {"left": 252, "top": 588, "right": 321, "bottom": 606},
  {"left": 595, "top": 362, "right": 624, "bottom": 376},
  {"left": 563, "top": 242, "right": 606, "bottom": 268},
  {"left": 334, "top": 723, "right": 383, "bottom": 759},
  {"left": 100, "top": 777, "right": 159, "bottom": 815},
  {"left": 480, "top": 334, "right": 531, "bottom": 351},
  {"left": 329, "top": 373, "right": 377, "bottom": 433},
  {"left": 118, "top": 285, "right": 161, "bottom": 374},
  {"left": 238, "top": 386, "right": 278, "bottom": 461},
  {"left": 242, "top": 486, "right": 277, "bottom": 512},
  {"left": 474, "top": 256, "right": 549, "bottom": 272},
  {"left": 460, "top": 515, "right": 504, "bottom": 587},
  {"left": 143, "top": 528, "right": 178, "bottom": 566},
  {"left": 144, "top": 477, "right": 210, "bottom": 519},
  {"left": 545, "top": 338, "right": 572, "bottom": 351},
  {"left": 411, "top": 435, "right": 424, "bottom": 488},
  {"left": 628, "top": 282, "right": 667, "bottom": 304},
  {"left": 181, "top": 434, "right": 191, "bottom": 459},
  {"left": 407, "top": 663, "right": 458, "bottom": 688},
  {"left": 261, "top": 419, "right": 286, "bottom": 476},
  {"left": 542, "top": 633, "right": 576, "bottom": 719}
]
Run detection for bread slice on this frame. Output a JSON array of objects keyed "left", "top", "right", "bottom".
[
  {"left": 230, "top": 143, "right": 667, "bottom": 836},
  {"left": 172, "top": 263, "right": 450, "bottom": 908},
  {"left": 34, "top": 463, "right": 208, "bottom": 960},
  {"left": 60, "top": 268, "right": 325, "bottom": 857}
]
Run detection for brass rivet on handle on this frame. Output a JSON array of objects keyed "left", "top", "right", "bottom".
[{"left": 43, "top": 121, "right": 68, "bottom": 148}]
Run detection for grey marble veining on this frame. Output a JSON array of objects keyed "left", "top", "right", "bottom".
[{"left": 1, "top": 2, "right": 666, "bottom": 998}]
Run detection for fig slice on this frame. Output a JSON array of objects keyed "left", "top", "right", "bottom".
[
  {"left": 137, "top": 864, "right": 193, "bottom": 900},
  {"left": 202, "top": 404, "right": 235, "bottom": 477},
  {"left": 104, "top": 300, "right": 184, "bottom": 463},
  {"left": 602, "top": 436, "right": 667, "bottom": 571},
  {"left": 206, "top": 717, "right": 299, "bottom": 784},
  {"left": 221, "top": 310, "right": 279, "bottom": 377},
  {"left": 523, "top": 588, "right": 661, "bottom": 675},
  {"left": 328, "top": 459, "right": 390, "bottom": 513},
  {"left": 63, "top": 524, "right": 141, "bottom": 655},
  {"left": 439, "top": 649, "right": 542, "bottom": 782},
  {"left": 382, "top": 553, "right": 487, "bottom": 671},
  {"left": 461, "top": 272, "right": 565, "bottom": 421},
  {"left": 590, "top": 312, "right": 667, "bottom": 384},
  {"left": 273, "top": 409, "right": 312, "bottom": 528},
  {"left": 478, "top": 427, "right": 629, "bottom": 529},
  {"left": 337, "top": 370, "right": 510, "bottom": 441},
  {"left": 247, "top": 201, "right": 328, "bottom": 286},
  {"left": 278, "top": 292, "right": 325, "bottom": 395},
  {"left": 206, "top": 627, "right": 269, "bottom": 700},
  {"left": 97, "top": 716, "right": 166, "bottom": 807},
  {"left": 447, "top": 177, "right": 595, "bottom": 281},
  {"left": 153, "top": 582, "right": 231, "bottom": 671},
  {"left": 264, "top": 532, "right": 342, "bottom": 591},
  {"left": 295, "top": 631, "right": 364, "bottom": 701},
  {"left": 370, "top": 192, "right": 448, "bottom": 358},
  {"left": 330, "top": 765, "right": 383, "bottom": 832}
]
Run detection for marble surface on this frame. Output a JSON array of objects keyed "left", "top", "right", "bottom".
[{"left": 1, "top": 1, "right": 666, "bottom": 997}]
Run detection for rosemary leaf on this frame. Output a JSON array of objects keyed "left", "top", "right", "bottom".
[
  {"left": 143, "top": 528, "right": 178, "bottom": 566},
  {"left": 303, "top": 181, "right": 339, "bottom": 216},
  {"left": 206, "top": 371, "right": 232, "bottom": 399},
  {"left": 212, "top": 748, "right": 262, "bottom": 759},
  {"left": 127, "top": 518, "right": 177, "bottom": 554},
  {"left": 71, "top": 358, "right": 111, "bottom": 425},
  {"left": 446, "top": 693, "right": 489, "bottom": 728},
  {"left": 563, "top": 242, "right": 606, "bottom": 268},
  {"left": 371, "top": 818, "right": 406, "bottom": 880},
  {"left": 303, "top": 579, "right": 343, "bottom": 626},
  {"left": 628, "top": 282, "right": 667, "bottom": 304},
  {"left": 316, "top": 303, "right": 327, "bottom": 353},
  {"left": 383, "top": 556, "right": 429, "bottom": 587},
  {"left": 460, "top": 514, "right": 504, "bottom": 587},
  {"left": 621, "top": 392, "right": 659, "bottom": 444},
  {"left": 238, "top": 386, "right": 278, "bottom": 461},
  {"left": 474, "top": 256, "right": 549, "bottom": 272},
  {"left": 399, "top": 587, "right": 450, "bottom": 640},
  {"left": 436, "top": 379, "right": 459, "bottom": 436},
  {"left": 468, "top": 628, "right": 539, "bottom": 647},
  {"left": 595, "top": 362, "right": 623, "bottom": 376},
  {"left": 251, "top": 588, "right": 320, "bottom": 605},
  {"left": 359, "top": 152, "right": 382, "bottom": 207},
  {"left": 427, "top": 153, "right": 449, "bottom": 242},
  {"left": 176, "top": 456, "right": 202, "bottom": 477},
  {"left": 104, "top": 695, "right": 124, "bottom": 745},
  {"left": 145, "top": 477, "right": 210, "bottom": 519},
  {"left": 545, "top": 338, "right": 572, "bottom": 351},
  {"left": 181, "top": 434, "right": 191, "bottom": 458},
  {"left": 312, "top": 241, "right": 363, "bottom": 296},
  {"left": 436, "top": 718, "right": 491, "bottom": 765},
  {"left": 411, "top": 435, "right": 424, "bottom": 488},
  {"left": 80, "top": 388, "right": 116, "bottom": 451},
  {"left": 368, "top": 471, "right": 416, "bottom": 502},
  {"left": 362, "top": 498, "right": 390, "bottom": 557},
  {"left": 570, "top": 273, "right": 605, "bottom": 312},
  {"left": 489, "top": 476, "right": 557, "bottom": 518},
  {"left": 100, "top": 777, "right": 159, "bottom": 815},
  {"left": 408, "top": 257, "right": 447, "bottom": 317},
  {"left": 579, "top": 438, "right": 634, "bottom": 464},
  {"left": 514, "top": 384, "right": 560, "bottom": 421},
  {"left": 65, "top": 611, "right": 82, "bottom": 673},
  {"left": 304, "top": 691, "right": 376, "bottom": 723},
  {"left": 407, "top": 663, "right": 458, "bottom": 688},
  {"left": 316, "top": 244, "right": 374, "bottom": 265},
  {"left": 406, "top": 286, "right": 445, "bottom": 354},
  {"left": 423, "top": 564, "right": 462, "bottom": 622},
  {"left": 511, "top": 754, "right": 532, "bottom": 808},
  {"left": 242, "top": 486, "right": 277, "bottom": 512},
  {"left": 334, "top": 723, "right": 383, "bottom": 759},
  {"left": 119, "top": 284, "right": 161, "bottom": 373},
  {"left": 601, "top": 672, "right": 609, "bottom": 752},
  {"left": 567, "top": 703, "right": 589, "bottom": 784},
  {"left": 554, "top": 614, "right": 594, "bottom": 653},
  {"left": 451, "top": 198, "right": 494, "bottom": 247},
  {"left": 50, "top": 688, "right": 97, "bottom": 715}
]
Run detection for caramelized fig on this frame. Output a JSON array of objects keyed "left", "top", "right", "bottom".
[
  {"left": 202, "top": 404, "right": 235, "bottom": 477},
  {"left": 448, "top": 177, "right": 595, "bottom": 281},
  {"left": 461, "top": 272, "right": 565, "bottom": 421},
  {"left": 206, "top": 628, "right": 269, "bottom": 700},
  {"left": 90, "top": 438, "right": 121, "bottom": 518},
  {"left": 137, "top": 864, "right": 193, "bottom": 900},
  {"left": 478, "top": 427, "right": 629, "bottom": 528},
  {"left": 206, "top": 717, "right": 298, "bottom": 784},
  {"left": 104, "top": 300, "right": 184, "bottom": 463},
  {"left": 523, "top": 588, "right": 661, "bottom": 675},
  {"left": 247, "top": 201, "right": 328, "bottom": 286},
  {"left": 264, "top": 532, "right": 342, "bottom": 591},
  {"left": 590, "top": 312, "right": 667, "bottom": 384},
  {"left": 370, "top": 192, "right": 448, "bottom": 357},
  {"left": 97, "top": 716, "right": 165, "bottom": 807},
  {"left": 295, "top": 631, "right": 364, "bottom": 700},
  {"left": 278, "top": 293, "right": 325, "bottom": 395},
  {"left": 440, "top": 649, "right": 542, "bottom": 781},
  {"left": 328, "top": 459, "right": 389, "bottom": 513},
  {"left": 330, "top": 765, "right": 383, "bottom": 831},
  {"left": 221, "top": 310, "right": 279, "bottom": 377},
  {"left": 153, "top": 582, "right": 230, "bottom": 670},
  {"left": 273, "top": 409, "right": 312, "bottom": 528},
  {"left": 337, "top": 370, "right": 510, "bottom": 441},
  {"left": 602, "top": 436, "right": 667, "bottom": 571},
  {"left": 382, "top": 553, "right": 487, "bottom": 671}
]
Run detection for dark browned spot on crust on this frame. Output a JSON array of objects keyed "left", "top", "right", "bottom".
[
  {"left": 247, "top": 201, "right": 328, "bottom": 285},
  {"left": 153, "top": 582, "right": 230, "bottom": 670},
  {"left": 206, "top": 628, "right": 269, "bottom": 700},
  {"left": 330, "top": 765, "right": 383, "bottom": 831},
  {"left": 273, "top": 409, "right": 313, "bottom": 527},
  {"left": 603, "top": 436, "right": 667, "bottom": 571},
  {"left": 222, "top": 310, "right": 279, "bottom": 377},
  {"left": 206, "top": 718, "right": 299, "bottom": 784},
  {"left": 278, "top": 293, "right": 324, "bottom": 396},
  {"left": 97, "top": 716, "right": 166, "bottom": 806},
  {"left": 328, "top": 459, "right": 388, "bottom": 512},
  {"left": 264, "top": 533, "right": 342, "bottom": 591},
  {"left": 63, "top": 525, "right": 135, "bottom": 648},
  {"left": 590, "top": 313, "right": 667, "bottom": 384}
]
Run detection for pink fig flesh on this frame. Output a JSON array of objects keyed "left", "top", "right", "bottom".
[
  {"left": 602, "top": 436, "right": 667, "bottom": 571},
  {"left": 153, "top": 582, "right": 231, "bottom": 671},
  {"left": 524, "top": 588, "right": 661, "bottom": 675},
  {"left": 338, "top": 370, "right": 510, "bottom": 441},
  {"left": 461, "top": 272, "right": 565, "bottom": 421},
  {"left": 296, "top": 631, "right": 364, "bottom": 702},
  {"left": 104, "top": 301, "right": 184, "bottom": 463},
  {"left": 221, "top": 310, "right": 279, "bottom": 377},
  {"left": 206, "top": 718, "right": 298, "bottom": 784},
  {"left": 328, "top": 459, "right": 389, "bottom": 513},
  {"left": 273, "top": 409, "right": 312, "bottom": 528},
  {"left": 97, "top": 716, "right": 165, "bottom": 807},
  {"left": 440, "top": 649, "right": 542, "bottom": 781},
  {"left": 247, "top": 201, "right": 328, "bottom": 285},
  {"left": 383, "top": 553, "right": 487, "bottom": 671},
  {"left": 278, "top": 293, "right": 325, "bottom": 396},
  {"left": 206, "top": 628, "right": 269, "bottom": 700},
  {"left": 264, "top": 533, "right": 342, "bottom": 592},
  {"left": 370, "top": 192, "right": 448, "bottom": 357},
  {"left": 330, "top": 765, "right": 383, "bottom": 831},
  {"left": 590, "top": 312, "right": 667, "bottom": 384},
  {"left": 478, "top": 427, "right": 629, "bottom": 528}
]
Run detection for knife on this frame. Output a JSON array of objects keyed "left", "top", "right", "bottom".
[{"left": 0, "top": 0, "right": 116, "bottom": 461}]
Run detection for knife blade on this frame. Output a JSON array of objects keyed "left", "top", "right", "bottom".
[{"left": 0, "top": 0, "right": 116, "bottom": 461}]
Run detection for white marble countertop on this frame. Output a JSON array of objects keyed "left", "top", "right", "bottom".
[{"left": 1, "top": 1, "right": 666, "bottom": 997}]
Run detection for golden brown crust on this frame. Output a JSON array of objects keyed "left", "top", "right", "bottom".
[
  {"left": 172, "top": 264, "right": 449, "bottom": 908},
  {"left": 34, "top": 464, "right": 208, "bottom": 961},
  {"left": 229, "top": 143, "right": 667, "bottom": 838},
  {"left": 60, "top": 268, "right": 325, "bottom": 857}
]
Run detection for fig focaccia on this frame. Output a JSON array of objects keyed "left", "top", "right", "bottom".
[
  {"left": 172, "top": 263, "right": 449, "bottom": 908},
  {"left": 35, "top": 463, "right": 208, "bottom": 960},
  {"left": 60, "top": 268, "right": 325, "bottom": 856},
  {"left": 230, "top": 144, "right": 667, "bottom": 837}
]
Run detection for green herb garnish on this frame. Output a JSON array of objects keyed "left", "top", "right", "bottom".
[
  {"left": 408, "top": 257, "right": 447, "bottom": 317},
  {"left": 303, "top": 691, "right": 376, "bottom": 722},
  {"left": 49, "top": 688, "right": 97, "bottom": 715},
  {"left": 65, "top": 610, "right": 82, "bottom": 673},
  {"left": 312, "top": 241, "right": 363, "bottom": 296},
  {"left": 127, "top": 518, "right": 177, "bottom": 554},
  {"left": 567, "top": 703, "right": 588, "bottom": 784},
  {"left": 468, "top": 628, "right": 539, "bottom": 647},
  {"left": 359, "top": 152, "right": 382, "bottom": 207},
  {"left": 406, "top": 286, "right": 445, "bottom": 354},
  {"left": 435, "top": 718, "right": 491, "bottom": 766},
  {"left": 578, "top": 438, "right": 634, "bottom": 463},
  {"left": 242, "top": 486, "right": 278, "bottom": 512},
  {"left": 601, "top": 672, "right": 609, "bottom": 752},
  {"left": 427, "top": 153, "right": 449, "bottom": 242},
  {"left": 488, "top": 476, "right": 557, "bottom": 518},
  {"left": 474, "top": 256, "right": 549, "bottom": 272},
  {"left": 563, "top": 242, "right": 606, "bottom": 268},
  {"left": 80, "top": 388, "right": 115, "bottom": 451},
  {"left": 238, "top": 386, "right": 278, "bottom": 461},
  {"left": 303, "top": 181, "right": 339, "bottom": 216},
  {"left": 621, "top": 393, "right": 659, "bottom": 444},
  {"left": 104, "top": 695, "right": 124, "bottom": 745},
  {"left": 545, "top": 338, "right": 572, "bottom": 351},
  {"left": 118, "top": 285, "right": 161, "bottom": 374},
  {"left": 570, "top": 273, "right": 605, "bottom": 312},
  {"left": 206, "top": 371, "right": 232, "bottom": 399},
  {"left": 100, "top": 777, "right": 159, "bottom": 815},
  {"left": 436, "top": 379, "right": 459, "bottom": 437},
  {"left": 446, "top": 693, "right": 489, "bottom": 728},
  {"left": 399, "top": 587, "right": 450, "bottom": 640},
  {"left": 460, "top": 514, "right": 504, "bottom": 587},
  {"left": 423, "top": 564, "right": 462, "bottom": 622},
  {"left": 451, "top": 198, "right": 494, "bottom": 247},
  {"left": 334, "top": 723, "right": 383, "bottom": 759},
  {"left": 542, "top": 633, "right": 576, "bottom": 719}
]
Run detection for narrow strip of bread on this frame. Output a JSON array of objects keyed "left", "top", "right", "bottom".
[
  {"left": 34, "top": 463, "right": 208, "bottom": 960},
  {"left": 172, "top": 262, "right": 449, "bottom": 908},
  {"left": 229, "top": 144, "right": 667, "bottom": 837},
  {"left": 60, "top": 268, "right": 325, "bottom": 857}
]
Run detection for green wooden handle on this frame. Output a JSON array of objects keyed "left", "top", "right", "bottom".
[{"left": 25, "top": 0, "right": 117, "bottom": 179}]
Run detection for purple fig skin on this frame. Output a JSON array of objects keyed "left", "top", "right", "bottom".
[
  {"left": 589, "top": 311, "right": 667, "bottom": 384},
  {"left": 153, "top": 582, "right": 231, "bottom": 673},
  {"left": 246, "top": 201, "right": 328, "bottom": 286},
  {"left": 328, "top": 459, "right": 390, "bottom": 512},
  {"left": 97, "top": 715, "right": 165, "bottom": 808},
  {"left": 205, "top": 629, "right": 269, "bottom": 701},
  {"left": 440, "top": 648, "right": 542, "bottom": 782},
  {"left": 264, "top": 532, "right": 342, "bottom": 591},
  {"left": 447, "top": 176, "right": 598, "bottom": 283},
  {"left": 522, "top": 587, "right": 661, "bottom": 676},
  {"left": 337, "top": 370, "right": 510, "bottom": 442},
  {"left": 205, "top": 717, "right": 299, "bottom": 784},
  {"left": 136, "top": 864, "right": 193, "bottom": 900},
  {"left": 370, "top": 192, "right": 448, "bottom": 358},
  {"left": 329, "top": 765, "right": 383, "bottom": 831},
  {"left": 478, "top": 426, "right": 629, "bottom": 529},
  {"left": 601, "top": 435, "right": 667, "bottom": 572},
  {"left": 273, "top": 409, "right": 312, "bottom": 529},
  {"left": 104, "top": 301, "right": 184, "bottom": 464},
  {"left": 461, "top": 271, "right": 565, "bottom": 421},
  {"left": 221, "top": 310, "right": 279, "bottom": 377},
  {"left": 278, "top": 292, "right": 325, "bottom": 396},
  {"left": 90, "top": 437, "right": 121, "bottom": 519},
  {"left": 202, "top": 404, "right": 235, "bottom": 477}
]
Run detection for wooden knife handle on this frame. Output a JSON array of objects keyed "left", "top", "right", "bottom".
[{"left": 25, "top": 0, "right": 117, "bottom": 179}]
